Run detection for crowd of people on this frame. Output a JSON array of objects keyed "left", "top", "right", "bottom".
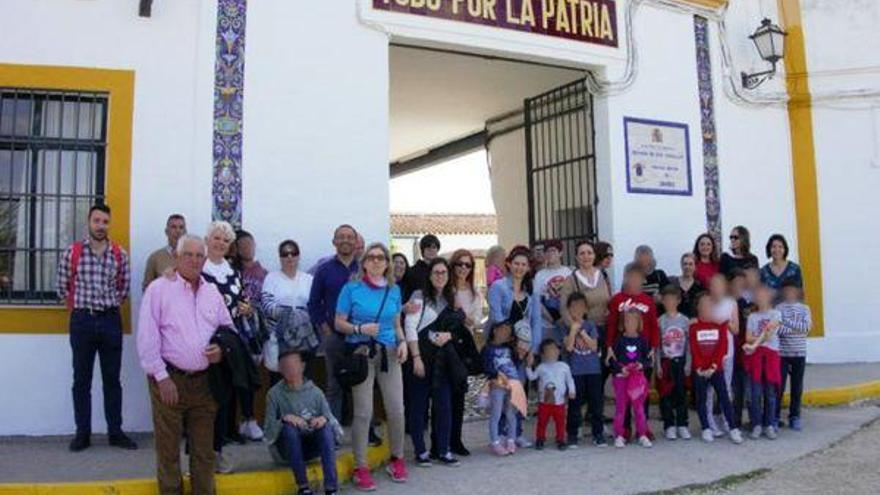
[{"left": 57, "top": 205, "right": 813, "bottom": 495}]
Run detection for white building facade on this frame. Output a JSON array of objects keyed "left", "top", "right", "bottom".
[{"left": 0, "top": 0, "right": 877, "bottom": 435}]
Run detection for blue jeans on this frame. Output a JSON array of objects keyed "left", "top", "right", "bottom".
[
  {"left": 749, "top": 379, "right": 779, "bottom": 428},
  {"left": 489, "top": 387, "right": 517, "bottom": 443},
  {"left": 278, "top": 423, "right": 337, "bottom": 492},
  {"left": 69, "top": 309, "right": 123, "bottom": 436},
  {"left": 694, "top": 371, "right": 735, "bottom": 431},
  {"left": 407, "top": 373, "right": 452, "bottom": 457}
]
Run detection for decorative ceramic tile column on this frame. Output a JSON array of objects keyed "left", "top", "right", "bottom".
[
  {"left": 693, "top": 15, "right": 722, "bottom": 247},
  {"left": 212, "top": 0, "right": 247, "bottom": 228}
]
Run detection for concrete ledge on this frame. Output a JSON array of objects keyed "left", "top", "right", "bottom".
[
  {"left": 2, "top": 380, "right": 878, "bottom": 495},
  {"left": 0, "top": 441, "right": 390, "bottom": 495}
]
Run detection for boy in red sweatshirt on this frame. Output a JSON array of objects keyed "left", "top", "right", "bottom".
[
  {"left": 606, "top": 265, "right": 659, "bottom": 439},
  {"left": 690, "top": 293, "right": 743, "bottom": 444}
]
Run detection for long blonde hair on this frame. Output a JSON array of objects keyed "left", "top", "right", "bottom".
[{"left": 357, "top": 242, "right": 395, "bottom": 285}]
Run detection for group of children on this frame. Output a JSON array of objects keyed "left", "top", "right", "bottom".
[{"left": 481, "top": 264, "right": 812, "bottom": 453}]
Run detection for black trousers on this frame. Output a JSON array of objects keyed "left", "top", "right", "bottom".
[
  {"left": 567, "top": 374, "right": 604, "bottom": 441},
  {"left": 70, "top": 309, "right": 123, "bottom": 436},
  {"left": 778, "top": 356, "right": 806, "bottom": 420},
  {"left": 659, "top": 358, "right": 688, "bottom": 429}
]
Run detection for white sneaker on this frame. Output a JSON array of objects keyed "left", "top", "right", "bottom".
[
  {"left": 239, "top": 420, "right": 264, "bottom": 441},
  {"left": 765, "top": 426, "right": 778, "bottom": 440},
  {"left": 677, "top": 427, "right": 692, "bottom": 440},
  {"left": 515, "top": 436, "right": 532, "bottom": 449},
  {"left": 638, "top": 435, "right": 653, "bottom": 448},
  {"left": 614, "top": 436, "right": 626, "bottom": 448},
  {"left": 711, "top": 427, "right": 725, "bottom": 438},
  {"left": 215, "top": 451, "right": 234, "bottom": 474},
  {"left": 701, "top": 429, "right": 715, "bottom": 443},
  {"left": 665, "top": 427, "right": 677, "bottom": 440},
  {"left": 750, "top": 426, "right": 763, "bottom": 440},
  {"left": 729, "top": 428, "right": 744, "bottom": 444}
]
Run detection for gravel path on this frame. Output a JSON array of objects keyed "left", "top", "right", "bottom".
[{"left": 674, "top": 402, "right": 880, "bottom": 495}]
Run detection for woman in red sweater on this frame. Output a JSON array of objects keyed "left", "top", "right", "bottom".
[
  {"left": 692, "top": 233, "right": 720, "bottom": 288},
  {"left": 690, "top": 293, "right": 743, "bottom": 445}
]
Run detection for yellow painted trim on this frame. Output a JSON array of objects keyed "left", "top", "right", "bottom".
[
  {"left": 671, "top": 0, "right": 728, "bottom": 9},
  {"left": 0, "top": 64, "right": 134, "bottom": 334},
  {"left": 776, "top": 1, "right": 824, "bottom": 337},
  {"left": 793, "top": 380, "right": 880, "bottom": 408},
  {"left": 0, "top": 441, "right": 391, "bottom": 495}
]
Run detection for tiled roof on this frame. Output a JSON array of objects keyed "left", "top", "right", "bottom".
[{"left": 390, "top": 213, "right": 498, "bottom": 236}]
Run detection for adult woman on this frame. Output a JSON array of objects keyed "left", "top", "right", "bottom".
[
  {"left": 720, "top": 226, "right": 759, "bottom": 277},
  {"left": 234, "top": 230, "right": 268, "bottom": 307},
  {"left": 674, "top": 253, "right": 705, "bottom": 318},
  {"left": 202, "top": 221, "right": 261, "bottom": 471},
  {"left": 594, "top": 241, "right": 614, "bottom": 288},
  {"left": 559, "top": 240, "right": 611, "bottom": 330},
  {"left": 335, "top": 242, "right": 409, "bottom": 491},
  {"left": 449, "top": 248, "right": 484, "bottom": 456},
  {"left": 632, "top": 245, "right": 669, "bottom": 302},
  {"left": 262, "top": 240, "right": 313, "bottom": 313},
  {"left": 760, "top": 234, "right": 803, "bottom": 290},
  {"left": 392, "top": 253, "right": 409, "bottom": 285},
  {"left": 487, "top": 245, "right": 543, "bottom": 352},
  {"left": 485, "top": 245, "right": 507, "bottom": 288},
  {"left": 692, "top": 233, "right": 720, "bottom": 288},
  {"left": 405, "top": 258, "right": 461, "bottom": 467}
]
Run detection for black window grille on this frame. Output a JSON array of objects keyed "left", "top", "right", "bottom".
[
  {"left": 0, "top": 88, "right": 108, "bottom": 305},
  {"left": 524, "top": 79, "right": 598, "bottom": 263}
]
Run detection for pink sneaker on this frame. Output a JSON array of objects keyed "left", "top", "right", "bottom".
[
  {"left": 506, "top": 438, "right": 517, "bottom": 455},
  {"left": 352, "top": 467, "right": 376, "bottom": 492},
  {"left": 490, "top": 441, "right": 509, "bottom": 456},
  {"left": 386, "top": 457, "right": 408, "bottom": 483}
]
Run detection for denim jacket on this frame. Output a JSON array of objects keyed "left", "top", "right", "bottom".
[{"left": 487, "top": 276, "right": 543, "bottom": 352}]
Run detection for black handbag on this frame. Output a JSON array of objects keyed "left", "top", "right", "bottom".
[{"left": 335, "top": 286, "right": 390, "bottom": 388}]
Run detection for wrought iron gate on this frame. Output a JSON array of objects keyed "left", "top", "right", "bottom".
[{"left": 524, "top": 79, "right": 598, "bottom": 261}]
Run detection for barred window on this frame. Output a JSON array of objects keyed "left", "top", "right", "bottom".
[{"left": 0, "top": 89, "right": 107, "bottom": 305}]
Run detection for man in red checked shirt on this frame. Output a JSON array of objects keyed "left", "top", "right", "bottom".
[{"left": 56, "top": 204, "right": 136, "bottom": 453}]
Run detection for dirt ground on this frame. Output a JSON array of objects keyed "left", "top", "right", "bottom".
[{"left": 676, "top": 403, "right": 880, "bottom": 495}]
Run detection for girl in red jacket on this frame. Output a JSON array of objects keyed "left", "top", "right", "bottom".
[{"left": 690, "top": 293, "right": 744, "bottom": 445}]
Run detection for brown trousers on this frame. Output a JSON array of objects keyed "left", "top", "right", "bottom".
[{"left": 149, "top": 372, "right": 217, "bottom": 495}]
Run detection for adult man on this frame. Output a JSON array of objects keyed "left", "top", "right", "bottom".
[
  {"left": 56, "top": 204, "right": 136, "bottom": 452},
  {"left": 400, "top": 234, "right": 440, "bottom": 303},
  {"left": 307, "top": 231, "right": 364, "bottom": 276},
  {"left": 137, "top": 234, "right": 231, "bottom": 495},
  {"left": 307, "top": 225, "right": 360, "bottom": 422},
  {"left": 143, "top": 214, "right": 187, "bottom": 289},
  {"left": 533, "top": 239, "right": 573, "bottom": 342}
]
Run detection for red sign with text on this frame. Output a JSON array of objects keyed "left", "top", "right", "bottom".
[{"left": 374, "top": 0, "right": 619, "bottom": 48}]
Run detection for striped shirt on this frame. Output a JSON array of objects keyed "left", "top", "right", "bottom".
[{"left": 776, "top": 302, "right": 812, "bottom": 357}]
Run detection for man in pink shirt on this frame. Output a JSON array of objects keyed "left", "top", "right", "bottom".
[{"left": 137, "top": 234, "right": 232, "bottom": 495}]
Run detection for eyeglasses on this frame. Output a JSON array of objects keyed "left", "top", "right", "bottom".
[
  {"left": 729, "top": 235, "right": 740, "bottom": 240},
  {"left": 431, "top": 270, "right": 449, "bottom": 277},
  {"left": 454, "top": 262, "right": 473, "bottom": 269},
  {"left": 365, "top": 254, "right": 387, "bottom": 263},
  {"left": 280, "top": 251, "right": 299, "bottom": 258}
]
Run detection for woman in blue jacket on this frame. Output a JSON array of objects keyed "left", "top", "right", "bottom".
[{"left": 487, "top": 245, "right": 543, "bottom": 353}]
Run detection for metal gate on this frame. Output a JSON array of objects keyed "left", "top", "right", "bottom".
[{"left": 524, "top": 79, "right": 598, "bottom": 261}]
